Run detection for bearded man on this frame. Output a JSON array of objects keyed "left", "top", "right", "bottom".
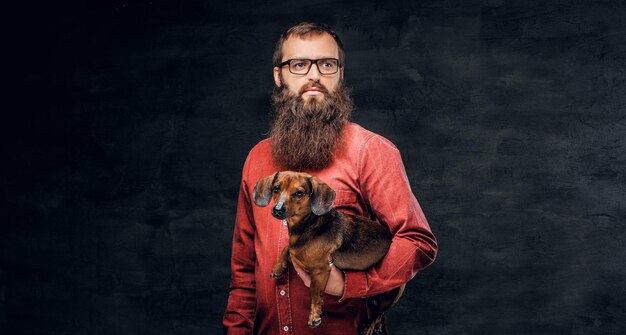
[{"left": 223, "top": 22, "right": 437, "bottom": 335}]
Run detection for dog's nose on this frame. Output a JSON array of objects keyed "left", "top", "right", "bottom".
[
  {"left": 272, "top": 198, "right": 286, "bottom": 218},
  {"left": 272, "top": 207, "right": 285, "bottom": 217}
]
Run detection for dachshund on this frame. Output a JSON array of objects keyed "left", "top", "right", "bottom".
[{"left": 253, "top": 171, "right": 404, "bottom": 334}]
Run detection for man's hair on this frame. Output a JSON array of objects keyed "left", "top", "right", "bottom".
[{"left": 272, "top": 22, "right": 345, "bottom": 67}]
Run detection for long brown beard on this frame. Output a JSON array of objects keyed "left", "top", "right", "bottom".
[{"left": 270, "top": 80, "right": 353, "bottom": 170}]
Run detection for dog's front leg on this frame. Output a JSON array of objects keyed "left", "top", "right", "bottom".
[
  {"left": 307, "top": 265, "right": 331, "bottom": 328},
  {"left": 270, "top": 246, "right": 290, "bottom": 279}
]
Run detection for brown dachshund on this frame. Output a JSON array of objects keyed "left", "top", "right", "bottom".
[{"left": 253, "top": 171, "right": 404, "bottom": 334}]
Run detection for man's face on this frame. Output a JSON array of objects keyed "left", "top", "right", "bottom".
[{"left": 273, "top": 32, "right": 343, "bottom": 102}]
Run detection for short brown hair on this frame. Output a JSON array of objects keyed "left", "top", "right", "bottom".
[{"left": 272, "top": 22, "right": 345, "bottom": 67}]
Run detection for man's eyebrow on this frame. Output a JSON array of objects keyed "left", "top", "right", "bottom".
[{"left": 288, "top": 56, "right": 337, "bottom": 60}]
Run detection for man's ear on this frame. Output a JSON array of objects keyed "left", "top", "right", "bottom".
[
  {"left": 308, "top": 176, "right": 335, "bottom": 216},
  {"left": 253, "top": 172, "right": 279, "bottom": 207},
  {"left": 273, "top": 67, "right": 282, "bottom": 87}
]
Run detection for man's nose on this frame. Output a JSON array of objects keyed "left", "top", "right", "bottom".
[{"left": 307, "top": 63, "right": 321, "bottom": 81}]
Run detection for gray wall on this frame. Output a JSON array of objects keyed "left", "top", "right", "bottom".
[{"left": 3, "top": 0, "right": 625, "bottom": 334}]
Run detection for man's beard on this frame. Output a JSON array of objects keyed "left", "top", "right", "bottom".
[{"left": 269, "top": 80, "right": 353, "bottom": 170}]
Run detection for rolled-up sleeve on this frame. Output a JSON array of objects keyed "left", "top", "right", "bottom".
[{"left": 340, "top": 135, "right": 437, "bottom": 300}]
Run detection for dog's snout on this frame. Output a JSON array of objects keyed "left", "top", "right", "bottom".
[
  {"left": 272, "top": 207, "right": 285, "bottom": 217},
  {"left": 272, "top": 198, "right": 286, "bottom": 218}
]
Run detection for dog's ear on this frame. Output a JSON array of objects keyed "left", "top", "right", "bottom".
[
  {"left": 308, "top": 176, "right": 336, "bottom": 216},
  {"left": 253, "top": 172, "right": 279, "bottom": 207}
]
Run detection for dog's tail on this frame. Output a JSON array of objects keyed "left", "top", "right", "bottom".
[{"left": 361, "top": 285, "right": 405, "bottom": 335}]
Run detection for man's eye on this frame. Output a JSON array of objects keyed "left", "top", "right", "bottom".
[
  {"left": 320, "top": 59, "right": 337, "bottom": 68},
  {"left": 292, "top": 62, "right": 306, "bottom": 68}
]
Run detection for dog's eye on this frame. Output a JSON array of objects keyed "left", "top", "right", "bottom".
[
  {"left": 294, "top": 191, "right": 303, "bottom": 198},
  {"left": 273, "top": 186, "right": 280, "bottom": 194}
]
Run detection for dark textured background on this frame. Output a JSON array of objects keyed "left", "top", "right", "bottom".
[{"left": 3, "top": 0, "right": 626, "bottom": 334}]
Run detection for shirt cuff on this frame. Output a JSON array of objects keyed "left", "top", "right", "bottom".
[{"left": 338, "top": 270, "right": 368, "bottom": 302}]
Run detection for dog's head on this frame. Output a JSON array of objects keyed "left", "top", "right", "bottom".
[{"left": 253, "top": 171, "right": 335, "bottom": 220}]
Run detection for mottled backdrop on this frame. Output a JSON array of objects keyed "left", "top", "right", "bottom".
[{"left": 3, "top": 0, "right": 625, "bottom": 334}]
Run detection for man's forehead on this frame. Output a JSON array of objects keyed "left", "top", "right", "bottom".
[{"left": 281, "top": 32, "right": 339, "bottom": 60}]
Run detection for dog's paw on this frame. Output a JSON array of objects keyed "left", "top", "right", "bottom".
[
  {"left": 307, "top": 317, "right": 322, "bottom": 328},
  {"left": 269, "top": 266, "right": 287, "bottom": 279},
  {"left": 269, "top": 272, "right": 282, "bottom": 279}
]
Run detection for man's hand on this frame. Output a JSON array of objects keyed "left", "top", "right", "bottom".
[{"left": 292, "top": 259, "right": 345, "bottom": 297}]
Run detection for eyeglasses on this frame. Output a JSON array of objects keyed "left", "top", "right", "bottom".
[{"left": 278, "top": 58, "right": 341, "bottom": 75}]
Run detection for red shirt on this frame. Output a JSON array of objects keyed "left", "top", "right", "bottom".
[{"left": 223, "top": 122, "right": 437, "bottom": 335}]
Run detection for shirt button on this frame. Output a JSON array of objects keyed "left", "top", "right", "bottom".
[
  {"left": 280, "top": 289, "right": 286, "bottom": 296},
  {"left": 283, "top": 325, "right": 289, "bottom": 331}
]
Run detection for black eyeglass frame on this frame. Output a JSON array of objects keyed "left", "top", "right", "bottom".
[{"left": 277, "top": 58, "right": 342, "bottom": 75}]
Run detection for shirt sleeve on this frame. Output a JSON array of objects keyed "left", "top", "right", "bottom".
[
  {"left": 222, "top": 156, "right": 257, "bottom": 334},
  {"left": 340, "top": 135, "right": 438, "bottom": 300}
]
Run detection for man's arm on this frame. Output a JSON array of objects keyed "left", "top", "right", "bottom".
[
  {"left": 223, "top": 173, "right": 257, "bottom": 334},
  {"left": 340, "top": 134, "right": 438, "bottom": 300}
]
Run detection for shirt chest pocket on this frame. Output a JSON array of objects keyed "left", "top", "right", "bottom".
[{"left": 332, "top": 189, "right": 359, "bottom": 215}]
